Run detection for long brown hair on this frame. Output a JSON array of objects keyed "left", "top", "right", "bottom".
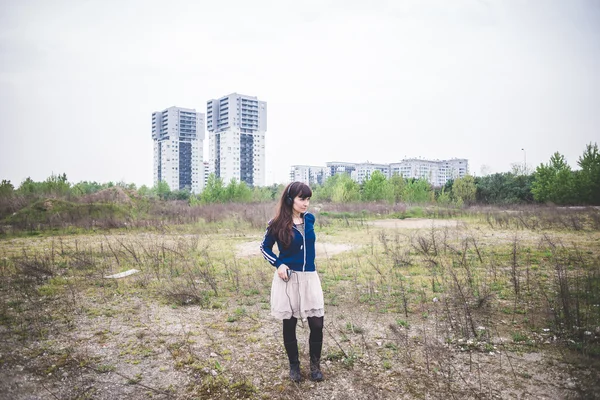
[{"left": 269, "top": 181, "right": 313, "bottom": 249}]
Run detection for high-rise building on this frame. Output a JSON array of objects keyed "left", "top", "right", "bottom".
[
  {"left": 203, "top": 161, "right": 212, "bottom": 188},
  {"left": 207, "top": 93, "right": 267, "bottom": 187},
  {"left": 152, "top": 106, "right": 204, "bottom": 194}
]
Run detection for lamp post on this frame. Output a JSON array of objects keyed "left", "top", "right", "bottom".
[{"left": 521, "top": 148, "right": 527, "bottom": 174}]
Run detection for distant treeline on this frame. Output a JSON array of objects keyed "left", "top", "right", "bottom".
[{"left": 0, "top": 143, "right": 598, "bottom": 222}]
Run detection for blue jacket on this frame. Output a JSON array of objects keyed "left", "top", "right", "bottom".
[{"left": 260, "top": 213, "right": 316, "bottom": 272}]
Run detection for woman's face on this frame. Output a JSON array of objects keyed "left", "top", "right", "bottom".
[{"left": 292, "top": 195, "right": 310, "bottom": 215}]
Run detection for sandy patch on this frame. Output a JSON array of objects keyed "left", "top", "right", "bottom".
[
  {"left": 368, "top": 218, "right": 465, "bottom": 229},
  {"left": 236, "top": 241, "right": 354, "bottom": 258}
]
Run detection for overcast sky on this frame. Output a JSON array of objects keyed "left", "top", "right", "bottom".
[{"left": 1, "top": 0, "right": 599, "bottom": 187}]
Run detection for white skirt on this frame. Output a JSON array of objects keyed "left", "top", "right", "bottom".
[{"left": 270, "top": 271, "right": 325, "bottom": 320}]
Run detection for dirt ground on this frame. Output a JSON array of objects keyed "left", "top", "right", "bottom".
[
  {"left": 1, "top": 292, "right": 594, "bottom": 400},
  {"left": 367, "top": 218, "right": 466, "bottom": 229},
  {"left": 1, "top": 217, "right": 599, "bottom": 399}
]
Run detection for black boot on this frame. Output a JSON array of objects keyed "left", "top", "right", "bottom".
[
  {"left": 309, "top": 341, "right": 323, "bottom": 381},
  {"left": 284, "top": 341, "right": 302, "bottom": 382}
]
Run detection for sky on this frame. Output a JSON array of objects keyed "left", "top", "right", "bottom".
[{"left": 1, "top": 0, "right": 599, "bottom": 187}]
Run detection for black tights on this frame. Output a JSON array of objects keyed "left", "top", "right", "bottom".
[{"left": 283, "top": 316, "right": 323, "bottom": 343}]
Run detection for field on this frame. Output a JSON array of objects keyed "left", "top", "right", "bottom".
[{"left": 1, "top": 204, "right": 599, "bottom": 399}]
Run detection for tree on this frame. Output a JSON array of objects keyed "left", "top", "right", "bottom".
[
  {"left": 331, "top": 174, "right": 360, "bottom": 203},
  {"left": 43, "top": 173, "right": 70, "bottom": 197},
  {"left": 436, "top": 186, "right": 451, "bottom": 205},
  {"left": 531, "top": 152, "right": 575, "bottom": 204},
  {"left": 362, "top": 170, "right": 393, "bottom": 202},
  {"left": 71, "top": 181, "right": 104, "bottom": 196},
  {"left": 475, "top": 173, "right": 533, "bottom": 204},
  {"left": 452, "top": 175, "right": 476, "bottom": 205},
  {"left": 575, "top": 142, "right": 600, "bottom": 205},
  {"left": 234, "top": 181, "right": 253, "bottom": 202},
  {"left": 18, "top": 174, "right": 70, "bottom": 197},
  {"left": 313, "top": 175, "right": 339, "bottom": 202},
  {"left": 153, "top": 180, "right": 171, "bottom": 200},
  {"left": 252, "top": 185, "right": 278, "bottom": 202},
  {"left": 171, "top": 189, "right": 191, "bottom": 201},
  {"left": 389, "top": 174, "right": 406, "bottom": 203},
  {"left": 224, "top": 179, "right": 237, "bottom": 202},
  {"left": 443, "top": 179, "right": 454, "bottom": 194},
  {"left": 18, "top": 177, "right": 40, "bottom": 196},
  {"left": 137, "top": 185, "right": 153, "bottom": 198},
  {"left": 402, "top": 178, "right": 432, "bottom": 204},
  {"left": 0, "top": 180, "right": 14, "bottom": 198},
  {"left": 224, "top": 179, "right": 252, "bottom": 202},
  {"left": 201, "top": 174, "right": 225, "bottom": 203}
]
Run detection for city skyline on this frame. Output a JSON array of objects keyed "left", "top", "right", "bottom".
[
  {"left": 1, "top": 1, "right": 599, "bottom": 187},
  {"left": 290, "top": 158, "right": 468, "bottom": 188}
]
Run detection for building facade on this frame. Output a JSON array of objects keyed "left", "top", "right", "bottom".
[
  {"left": 202, "top": 161, "right": 212, "bottom": 188},
  {"left": 207, "top": 93, "right": 267, "bottom": 187},
  {"left": 389, "top": 158, "right": 468, "bottom": 186},
  {"left": 289, "top": 165, "right": 330, "bottom": 186},
  {"left": 325, "top": 158, "right": 468, "bottom": 186},
  {"left": 152, "top": 106, "right": 204, "bottom": 193},
  {"left": 354, "top": 163, "right": 391, "bottom": 184},
  {"left": 326, "top": 161, "right": 357, "bottom": 178}
]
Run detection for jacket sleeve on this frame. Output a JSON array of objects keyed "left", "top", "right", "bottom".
[
  {"left": 304, "top": 212, "right": 315, "bottom": 226},
  {"left": 260, "top": 225, "right": 282, "bottom": 267}
]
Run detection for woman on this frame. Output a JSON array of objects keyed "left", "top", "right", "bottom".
[{"left": 260, "top": 181, "right": 324, "bottom": 383}]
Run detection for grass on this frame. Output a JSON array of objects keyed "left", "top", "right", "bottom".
[{"left": 0, "top": 205, "right": 599, "bottom": 399}]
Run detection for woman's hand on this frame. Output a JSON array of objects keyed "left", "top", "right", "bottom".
[{"left": 277, "top": 264, "right": 290, "bottom": 281}]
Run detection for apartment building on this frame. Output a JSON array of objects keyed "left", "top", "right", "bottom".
[
  {"left": 289, "top": 165, "right": 330, "bottom": 186},
  {"left": 325, "top": 158, "right": 468, "bottom": 186},
  {"left": 207, "top": 93, "right": 267, "bottom": 187},
  {"left": 152, "top": 106, "right": 204, "bottom": 193},
  {"left": 326, "top": 162, "right": 357, "bottom": 178},
  {"left": 203, "top": 161, "right": 212, "bottom": 188},
  {"left": 389, "top": 158, "right": 468, "bottom": 186},
  {"left": 354, "top": 162, "right": 391, "bottom": 184}
]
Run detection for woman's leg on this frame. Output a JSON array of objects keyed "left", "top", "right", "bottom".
[
  {"left": 307, "top": 316, "right": 324, "bottom": 381},
  {"left": 283, "top": 317, "right": 301, "bottom": 382},
  {"left": 307, "top": 316, "right": 323, "bottom": 342},
  {"left": 283, "top": 317, "right": 298, "bottom": 343}
]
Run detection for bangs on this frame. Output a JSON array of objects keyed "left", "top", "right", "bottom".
[{"left": 297, "top": 184, "right": 312, "bottom": 199}]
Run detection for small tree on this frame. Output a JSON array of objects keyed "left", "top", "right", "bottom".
[
  {"left": 389, "top": 173, "right": 406, "bottom": 203},
  {"left": 362, "top": 170, "right": 393, "bottom": 202},
  {"left": 171, "top": 189, "right": 191, "bottom": 201},
  {"left": 138, "top": 185, "right": 153, "bottom": 198},
  {"left": 402, "top": 178, "right": 431, "bottom": 203},
  {"left": 331, "top": 174, "right": 360, "bottom": 203},
  {"left": 436, "top": 186, "right": 452, "bottom": 205},
  {"left": 72, "top": 181, "right": 104, "bottom": 196},
  {"left": 252, "top": 186, "right": 277, "bottom": 202},
  {"left": 475, "top": 173, "right": 533, "bottom": 204},
  {"left": 224, "top": 179, "right": 253, "bottom": 202},
  {"left": 202, "top": 174, "right": 225, "bottom": 203},
  {"left": 576, "top": 142, "right": 600, "bottom": 205},
  {"left": 234, "top": 181, "right": 253, "bottom": 202},
  {"left": 452, "top": 175, "right": 476, "bottom": 206},
  {"left": 153, "top": 180, "right": 171, "bottom": 200},
  {"left": 531, "top": 152, "right": 575, "bottom": 204},
  {"left": 313, "top": 174, "right": 340, "bottom": 202},
  {"left": 0, "top": 180, "right": 14, "bottom": 198}
]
